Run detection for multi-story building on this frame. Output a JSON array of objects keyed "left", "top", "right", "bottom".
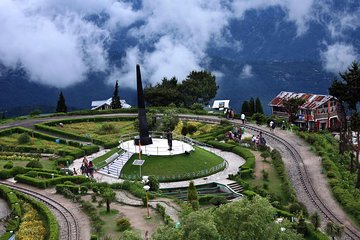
[{"left": 268, "top": 91, "right": 340, "bottom": 131}]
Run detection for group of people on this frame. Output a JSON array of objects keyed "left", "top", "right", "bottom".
[
  {"left": 225, "top": 108, "right": 235, "bottom": 120},
  {"left": 225, "top": 126, "right": 245, "bottom": 143},
  {"left": 79, "top": 157, "right": 94, "bottom": 178},
  {"left": 251, "top": 132, "right": 266, "bottom": 146}
]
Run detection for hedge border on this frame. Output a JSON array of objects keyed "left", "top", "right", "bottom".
[{"left": 16, "top": 191, "right": 59, "bottom": 240}]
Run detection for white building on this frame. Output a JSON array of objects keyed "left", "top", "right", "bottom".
[
  {"left": 211, "top": 100, "right": 230, "bottom": 111},
  {"left": 91, "top": 98, "right": 131, "bottom": 110}
]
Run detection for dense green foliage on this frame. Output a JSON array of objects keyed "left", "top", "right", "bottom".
[
  {"left": 282, "top": 97, "right": 306, "bottom": 123},
  {"left": 153, "top": 196, "right": 302, "bottom": 240},
  {"left": 144, "top": 70, "right": 218, "bottom": 107}
]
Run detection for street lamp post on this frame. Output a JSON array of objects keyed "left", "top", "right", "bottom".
[{"left": 142, "top": 176, "right": 151, "bottom": 219}]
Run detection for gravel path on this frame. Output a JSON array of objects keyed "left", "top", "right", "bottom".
[{"left": 115, "top": 190, "right": 181, "bottom": 223}]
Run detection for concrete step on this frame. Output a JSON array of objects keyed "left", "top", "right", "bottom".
[{"left": 227, "top": 183, "right": 244, "bottom": 193}]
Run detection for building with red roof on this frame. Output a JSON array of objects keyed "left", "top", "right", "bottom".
[{"left": 268, "top": 91, "right": 340, "bottom": 131}]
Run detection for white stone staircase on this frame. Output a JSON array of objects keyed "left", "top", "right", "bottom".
[{"left": 98, "top": 151, "right": 134, "bottom": 178}]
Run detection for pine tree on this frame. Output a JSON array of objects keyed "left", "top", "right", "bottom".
[
  {"left": 187, "top": 181, "right": 199, "bottom": 210},
  {"left": 255, "top": 97, "right": 264, "bottom": 114},
  {"left": 56, "top": 92, "right": 67, "bottom": 113},
  {"left": 249, "top": 97, "right": 255, "bottom": 116},
  {"left": 111, "top": 80, "right": 121, "bottom": 109}
]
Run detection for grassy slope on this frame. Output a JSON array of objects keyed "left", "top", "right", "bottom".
[{"left": 121, "top": 146, "right": 224, "bottom": 177}]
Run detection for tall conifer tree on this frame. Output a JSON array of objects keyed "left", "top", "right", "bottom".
[
  {"left": 249, "top": 97, "right": 255, "bottom": 116},
  {"left": 255, "top": 97, "right": 264, "bottom": 114},
  {"left": 111, "top": 80, "right": 121, "bottom": 109},
  {"left": 56, "top": 92, "right": 67, "bottom": 113}
]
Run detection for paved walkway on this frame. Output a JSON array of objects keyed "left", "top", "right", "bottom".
[{"left": 0, "top": 198, "right": 10, "bottom": 236}]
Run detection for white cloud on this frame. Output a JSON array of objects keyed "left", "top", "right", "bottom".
[
  {"left": 1, "top": 0, "right": 358, "bottom": 90},
  {"left": 240, "top": 64, "right": 254, "bottom": 78},
  {"left": 231, "top": 0, "right": 315, "bottom": 36},
  {"left": 320, "top": 42, "right": 358, "bottom": 73},
  {"left": 0, "top": 0, "right": 109, "bottom": 88}
]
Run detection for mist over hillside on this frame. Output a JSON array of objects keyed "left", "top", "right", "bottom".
[{"left": 0, "top": 0, "right": 358, "bottom": 116}]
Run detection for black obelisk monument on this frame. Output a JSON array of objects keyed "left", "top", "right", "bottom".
[{"left": 134, "top": 64, "right": 153, "bottom": 146}]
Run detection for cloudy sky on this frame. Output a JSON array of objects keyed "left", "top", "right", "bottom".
[{"left": 0, "top": 0, "right": 359, "bottom": 89}]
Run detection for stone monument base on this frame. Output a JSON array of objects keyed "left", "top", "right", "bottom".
[{"left": 134, "top": 136, "right": 153, "bottom": 146}]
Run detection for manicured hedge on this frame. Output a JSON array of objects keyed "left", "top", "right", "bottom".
[
  {"left": 0, "top": 185, "right": 21, "bottom": 234},
  {"left": 207, "top": 141, "right": 236, "bottom": 151},
  {"left": 16, "top": 191, "right": 59, "bottom": 240},
  {"left": 270, "top": 149, "right": 297, "bottom": 202},
  {"left": 82, "top": 145, "right": 100, "bottom": 155},
  {"left": 14, "top": 173, "right": 90, "bottom": 189},
  {"left": 156, "top": 203, "right": 174, "bottom": 226},
  {"left": 35, "top": 123, "right": 89, "bottom": 141},
  {"left": 232, "top": 146, "right": 255, "bottom": 169}
]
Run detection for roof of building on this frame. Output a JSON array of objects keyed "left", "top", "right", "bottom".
[
  {"left": 91, "top": 98, "right": 131, "bottom": 110},
  {"left": 268, "top": 91, "right": 335, "bottom": 109},
  {"left": 212, "top": 100, "right": 230, "bottom": 109}
]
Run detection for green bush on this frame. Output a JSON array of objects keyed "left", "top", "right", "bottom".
[
  {"left": 207, "top": 141, "right": 235, "bottom": 151},
  {"left": 26, "top": 160, "right": 43, "bottom": 169},
  {"left": 18, "top": 133, "right": 31, "bottom": 144},
  {"left": 242, "top": 190, "right": 257, "bottom": 199},
  {"left": 209, "top": 196, "right": 227, "bottom": 207},
  {"left": 0, "top": 185, "right": 22, "bottom": 233},
  {"left": 116, "top": 218, "right": 131, "bottom": 232},
  {"left": 149, "top": 176, "right": 159, "bottom": 191},
  {"left": 3, "top": 161, "right": 13, "bottom": 169}
]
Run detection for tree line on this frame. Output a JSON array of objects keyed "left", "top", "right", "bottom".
[{"left": 144, "top": 70, "right": 218, "bottom": 107}]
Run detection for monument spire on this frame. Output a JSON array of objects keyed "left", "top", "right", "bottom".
[{"left": 135, "top": 64, "right": 152, "bottom": 146}]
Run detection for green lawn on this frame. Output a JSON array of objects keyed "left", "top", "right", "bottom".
[
  {"left": 121, "top": 146, "right": 224, "bottom": 179},
  {"left": 0, "top": 159, "right": 57, "bottom": 170},
  {"left": 248, "top": 159, "right": 288, "bottom": 204},
  {"left": 48, "top": 121, "right": 135, "bottom": 142},
  {"left": 0, "top": 133, "right": 82, "bottom": 153},
  {"left": 92, "top": 148, "right": 122, "bottom": 169}
]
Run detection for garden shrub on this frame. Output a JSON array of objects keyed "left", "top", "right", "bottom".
[
  {"left": 209, "top": 196, "right": 227, "bottom": 207},
  {"left": 18, "top": 133, "right": 31, "bottom": 144},
  {"left": 242, "top": 190, "right": 257, "bottom": 199},
  {"left": 148, "top": 176, "right": 159, "bottom": 191},
  {"left": 26, "top": 160, "right": 43, "bottom": 169},
  {"left": 156, "top": 203, "right": 174, "bottom": 226},
  {"left": 116, "top": 218, "right": 131, "bottom": 232},
  {"left": 3, "top": 161, "right": 13, "bottom": 169},
  {"left": 187, "top": 124, "right": 197, "bottom": 134}
]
